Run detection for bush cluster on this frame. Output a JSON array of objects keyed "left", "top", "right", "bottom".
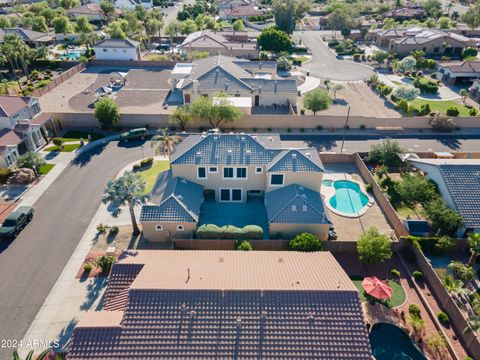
[
  {"left": 0, "top": 167, "right": 11, "bottom": 184},
  {"left": 409, "top": 304, "right": 422, "bottom": 318},
  {"left": 437, "top": 312, "right": 450, "bottom": 325},
  {"left": 289, "top": 233, "right": 323, "bottom": 252},
  {"left": 197, "top": 224, "right": 263, "bottom": 240},
  {"left": 413, "top": 271, "right": 424, "bottom": 281},
  {"left": 390, "top": 268, "right": 401, "bottom": 277},
  {"left": 140, "top": 157, "right": 154, "bottom": 167},
  {"left": 413, "top": 77, "right": 438, "bottom": 94},
  {"left": 446, "top": 107, "right": 460, "bottom": 116}
]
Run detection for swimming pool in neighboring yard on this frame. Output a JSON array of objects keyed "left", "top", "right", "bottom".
[
  {"left": 61, "top": 50, "right": 82, "bottom": 60},
  {"left": 329, "top": 180, "right": 369, "bottom": 215},
  {"left": 369, "top": 323, "right": 426, "bottom": 360}
]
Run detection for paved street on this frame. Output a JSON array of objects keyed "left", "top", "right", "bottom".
[
  {"left": 296, "top": 31, "right": 373, "bottom": 81},
  {"left": 0, "top": 141, "right": 155, "bottom": 359}
]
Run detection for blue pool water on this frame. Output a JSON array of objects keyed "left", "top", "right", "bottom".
[
  {"left": 322, "top": 179, "right": 333, "bottom": 186},
  {"left": 329, "top": 180, "right": 369, "bottom": 214},
  {"left": 61, "top": 50, "right": 82, "bottom": 60},
  {"left": 369, "top": 323, "right": 426, "bottom": 360}
]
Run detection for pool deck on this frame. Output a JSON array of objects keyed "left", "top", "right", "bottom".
[
  {"left": 322, "top": 164, "right": 392, "bottom": 241},
  {"left": 198, "top": 196, "right": 269, "bottom": 239}
]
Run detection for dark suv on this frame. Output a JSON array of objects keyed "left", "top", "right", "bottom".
[
  {"left": 119, "top": 128, "right": 149, "bottom": 142},
  {"left": 0, "top": 206, "right": 34, "bottom": 240}
]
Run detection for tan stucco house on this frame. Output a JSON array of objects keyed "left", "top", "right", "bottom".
[
  {"left": 372, "top": 27, "right": 471, "bottom": 57},
  {"left": 171, "top": 55, "right": 297, "bottom": 111},
  {"left": 140, "top": 133, "right": 331, "bottom": 242}
]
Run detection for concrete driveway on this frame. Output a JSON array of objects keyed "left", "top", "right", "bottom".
[{"left": 296, "top": 31, "right": 373, "bottom": 82}]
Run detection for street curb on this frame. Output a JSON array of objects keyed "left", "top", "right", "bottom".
[{"left": 75, "top": 135, "right": 120, "bottom": 156}]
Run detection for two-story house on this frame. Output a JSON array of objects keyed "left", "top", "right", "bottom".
[
  {"left": 0, "top": 96, "right": 55, "bottom": 167},
  {"left": 140, "top": 133, "right": 331, "bottom": 242}
]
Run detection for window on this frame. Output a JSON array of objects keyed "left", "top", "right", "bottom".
[
  {"left": 197, "top": 167, "right": 207, "bottom": 179},
  {"left": 220, "top": 189, "right": 242, "bottom": 202},
  {"left": 155, "top": 225, "right": 163, "bottom": 231},
  {"left": 220, "top": 189, "right": 230, "bottom": 201},
  {"left": 177, "top": 225, "right": 184, "bottom": 231},
  {"left": 223, "top": 167, "right": 234, "bottom": 178},
  {"left": 184, "top": 94, "right": 191, "bottom": 103},
  {"left": 270, "top": 174, "right": 284, "bottom": 186},
  {"left": 255, "top": 167, "right": 263, "bottom": 174},
  {"left": 433, "top": 47, "right": 439, "bottom": 53},
  {"left": 232, "top": 189, "right": 242, "bottom": 201},
  {"left": 208, "top": 166, "right": 218, "bottom": 174},
  {"left": 236, "top": 167, "right": 247, "bottom": 178},
  {"left": 103, "top": 49, "right": 108, "bottom": 52}
]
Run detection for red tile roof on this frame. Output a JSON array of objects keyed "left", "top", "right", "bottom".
[
  {"left": 222, "top": 5, "right": 266, "bottom": 17},
  {"left": 67, "top": 251, "right": 372, "bottom": 359},
  {"left": 103, "top": 263, "right": 144, "bottom": 311},
  {"left": 30, "top": 112, "right": 51, "bottom": 125},
  {"left": 0, "top": 128, "right": 23, "bottom": 146},
  {"left": 0, "top": 96, "right": 32, "bottom": 117}
]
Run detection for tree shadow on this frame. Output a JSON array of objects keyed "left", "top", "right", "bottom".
[
  {"left": 71, "top": 142, "right": 107, "bottom": 167},
  {"left": 55, "top": 319, "right": 78, "bottom": 352},
  {"left": 79, "top": 277, "right": 108, "bottom": 311},
  {"left": 437, "top": 137, "right": 461, "bottom": 150}
]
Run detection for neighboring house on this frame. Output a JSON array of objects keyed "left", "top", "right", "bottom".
[
  {"left": 372, "top": 27, "right": 472, "bottom": 57},
  {"left": 140, "top": 133, "right": 330, "bottom": 241},
  {"left": 409, "top": 158, "right": 480, "bottom": 236},
  {"left": 171, "top": 55, "right": 297, "bottom": 110},
  {"left": 89, "top": 0, "right": 152, "bottom": 9},
  {"left": 0, "top": 96, "right": 56, "bottom": 167},
  {"left": 382, "top": 7, "right": 427, "bottom": 21},
  {"left": 67, "top": 250, "right": 372, "bottom": 360},
  {"left": 0, "top": 28, "right": 54, "bottom": 48},
  {"left": 93, "top": 38, "right": 141, "bottom": 61},
  {"left": 219, "top": 5, "right": 266, "bottom": 20},
  {"left": 469, "top": 79, "right": 480, "bottom": 101},
  {"left": 217, "top": 0, "right": 250, "bottom": 10},
  {"left": 177, "top": 30, "right": 259, "bottom": 59},
  {"left": 67, "top": 4, "right": 117, "bottom": 22},
  {"left": 437, "top": 61, "right": 480, "bottom": 85}
]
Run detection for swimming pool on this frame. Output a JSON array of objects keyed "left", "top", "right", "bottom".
[
  {"left": 61, "top": 50, "right": 82, "bottom": 60},
  {"left": 322, "top": 179, "right": 333, "bottom": 187},
  {"left": 369, "top": 323, "right": 426, "bottom": 360},
  {"left": 329, "top": 180, "right": 369, "bottom": 215}
]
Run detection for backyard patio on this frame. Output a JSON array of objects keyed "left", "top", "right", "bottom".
[{"left": 198, "top": 194, "right": 269, "bottom": 239}]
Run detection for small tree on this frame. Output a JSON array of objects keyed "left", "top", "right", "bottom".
[
  {"left": 189, "top": 95, "right": 243, "bottom": 129},
  {"left": 396, "top": 56, "right": 416, "bottom": 73},
  {"left": 52, "top": 137, "right": 64, "bottom": 150},
  {"left": 151, "top": 128, "right": 181, "bottom": 161},
  {"left": 168, "top": 106, "right": 192, "bottom": 131},
  {"left": 374, "top": 51, "right": 389, "bottom": 66},
  {"left": 96, "top": 255, "right": 115, "bottom": 273},
  {"left": 16, "top": 151, "right": 46, "bottom": 176},
  {"left": 257, "top": 27, "right": 291, "bottom": 52},
  {"left": 424, "top": 198, "right": 462, "bottom": 236},
  {"left": 94, "top": 97, "right": 120, "bottom": 129},
  {"left": 357, "top": 227, "right": 392, "bottom": 265},
  {"left": 396, "top": 173, "right": 437, "bottom": 208},
  {"left": 409, "top": 314, "right": 425, "bottom": 340},
  {"left": 459, "top": 88, "right": 469, "bottom": 105},
  {"left": 429, "top": 112, "right": 455, "bottom": 132},
  {"left": 392, "top": 85, "right": 420, "bottom": 101},
  {"left": 101, "top": 171, "right": 148, "bottom": 235},
  {"left": 232, "top": 19, "right": 245, "bottom": 31},
  {"left": 448, "top": 260, "right": 475, "bottom": 282},
  {"left": 276, "top": 56, "right": 292, "bottom": 71},
  {"left": 329, "top": 83, "right": 344, "bottom": 99},
  {"left": 366, "top": 139, "right": 405, "bottom": 169},
  {"left": 468, "top": 232, "right": 480, "bottom": 267},
  {"left": 235, "top": 240, "right": 253, "bottom": 251},
  {"left": 289, "top": 233, "right": 323, "bottom": 252},
  {"left": 303, "top": 89, "right": 332, "bottom": 115}
]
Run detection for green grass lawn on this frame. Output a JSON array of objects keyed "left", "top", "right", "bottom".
[
  {"left": 350, "top": 275, "right": 407, "bottom": 308},
  {"left": 57, "top": 130, "right": 105, "bottom": 142},
  {"left": 410, "top": 99, "right": 472, "bottom": 116},
  {"left": 391, "top": 80, "right": 403, "bottom": 86},
  {"left": 44, "top": 143, "right": 81, "bottom": 152},
  {"left": 136, "top": 160, "right": 170, "bottom": 194},
  {"left": 38, "top": 163, "right": 55, "bottom": 175}
]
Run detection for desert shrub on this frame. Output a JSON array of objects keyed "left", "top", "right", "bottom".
[
  {"left": 365, "top": 183, "right": 373, "bottom": 192},
  {"left": 430, "top": 113, "right": 455, "bottom": 132},
  {"left": 446, "top": 107, "right": 460, "bottom": 116},
  {"left": 413, "top": 77, "right": 438, "bottom": 94},
  {"left": 235, "top": 240, "right": 253, "bottom": 251},
  {"left": 418, "top": 103, "right": 431, "bottom": 116},
  {"left": 140, "top": 157, "right": 153, "bottom": 167},
  {"left": 437, "top": 312, "right": 450, "bottom": 325},
  {"left": 132, "top": 163, "right": 141, "bottom": 171},
  {"left": 462, "top": 47, "right": 478, "bottom": 59},
  {"left": 391, "top": 268, "right": 401, "bottom": 277},
  {"left": 353, "top": 53, "right": 361, "bottom": 61},
  {"left": 377, "top": 82, "right": 392, "bottom": 96},
  {"left": 96, "top": 255, "right": 115, "bottom": 273},
  {"left": 395, "top": 98, "right": 409, "bottom": 113},
  {"left": 52, "top": 137, "right": 64, "bottom": 149},
  {"left": 289, "top": 232, "right": 323, "bottom": 252},
  {"left": 96, "top": 223, "right": 109, "bottom": 233},
  {"left": 470, "top": 108, "right": 478, "bottom": 116},
  {"left": 413, "top": 270, "right": 424, "bottom": 281},
  {"left": 409, "top": 304, "right": 422, "bottom": 318},
  {"left": 360, "top": 124, "right": 366, "bottom": 130},
  {"left": 11, "top": 168, "right": 35, "bottom": 184},
  {"left": 0, "top": 167, "right": 11, "bottom": 183},
  {"left": 197, "top": 224, "right": 263, "bottom": 239},
  {"left": 109, "top": 225, "right": 119, "bottom": 235},
  {"left": 83, "top": 263, "right": 93, "bottom": 272}
]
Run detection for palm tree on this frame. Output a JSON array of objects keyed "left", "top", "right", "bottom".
[
  {"left": 464, "top": 315, "right": 480, "bottom": 334},
  {"left": 13, "top": 349, "right": 52, "bottom": 360},
  {"left": 101, "top": 172, "right": 148, "bottom": 235},
  {"left": 468, "top": 232, "right": 480, "bottom": 267},
  {"left": 151, "top": 129, "right": 181, "bottom": 161},
  {"left": 448, "top": 260, "right": 476, "bottom": 282},
  {"left": 441, "top": 275, "right": 467, "bottom": 296},
  {"left": 409, "top": 315, "right": 425, "bottom": 340},
  {"left": 411, "top": 49, "right": 425, "bottom": 61}
]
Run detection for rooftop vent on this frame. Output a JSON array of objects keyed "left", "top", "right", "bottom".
[
  {"left": 292, "top": 205, "right": 297, "bottom": 212},
  {"left": 227, "top": 149, "right": 233, "bottom": 153},
  {"left": 219, "top": 257, "right": 224, "bottom": 263},
  {"left": 292, "top": 153, "right": 297, "bottom": 158},
  {"left": 302, "top": 205, "right": 307, "bottom": 212},
  {"left": 246, "top": 149, "right": 251, "bottom": 154},
  {"left": 267, "top": 136, "right": 273, "bottom": 141},
  {"left": 305, "top": 152, "right": 311, "bottom": 157},
  {"left": 196, "top": 151, "right": 202, "bottom": 155},
  {"left": 278, "top": 257, "right": 284, "bottom": 263},
  {"left": 190, "top": 310, "right": 196, "bottom": 318}
]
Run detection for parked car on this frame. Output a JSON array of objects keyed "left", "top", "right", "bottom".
[
  {"left": 0, "top": 206, "right": 34, "bottom": 240},
  {"left": 120, "top": 128, "right": 149, "bottom": 142}
]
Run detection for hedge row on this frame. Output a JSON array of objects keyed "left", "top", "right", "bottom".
[{"left": 197, "top": 224, "right": 263, "bottom": 239}]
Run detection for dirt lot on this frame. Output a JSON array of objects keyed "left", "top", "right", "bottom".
[
  {"left": 40, "top": 66, "right": 173, "bottom": 114},
  {"left": 300, "top": 82, "right": 401, "bottom": 118}
]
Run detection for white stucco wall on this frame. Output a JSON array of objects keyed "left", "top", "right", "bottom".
[{"left": 94, "top": 46, "right": 140, "bottom": 60}]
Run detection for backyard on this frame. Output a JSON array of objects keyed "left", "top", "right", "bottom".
[{"left": 410, "top": 99, "right": 472, "bottom": 117}]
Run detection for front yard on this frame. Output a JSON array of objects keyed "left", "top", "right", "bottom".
[{"left": 135, "top": 160, "right": 170, "bottom": 195}]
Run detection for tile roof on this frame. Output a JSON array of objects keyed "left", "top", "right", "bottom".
[
  {"left": 94, "top": 38, "right": 140, "bottom": 49},
  {"left": 30, "top": 112, "right": 51, "bottom": 125},
  {"left": 439, "top": 164, "right": 480, "bottom": 228},
  {"left": 140, "top": 171, "right": 203, "bottom": 222},
  {"left": 0, "top": 28, "right": 54, "bottom": 42},
  {"left": 179, "top": 30, "right": 257, "bottom": 51},
  {"left": 267, "top": 149, "right": 324, "bottom": 172},
  {"left": 103, "top": 263, "right": 144, "bottom": 311},
  {"left": 266, "top": 184, "right": 331, "bottom": 224},
  {"left": 171, "top": 133, "right": 320, "bottom": 168},
  {"left": 67, "top": 3, "right": 104, "bottom": 15},
  {"left": 221, "top": 4, "right": 266, "bottom": 17},
  {"left": 0, "top": 96, "right": 32, "bottom": 117},
  {"left": 13, "top": 123, "right": 31, "bottom": 133},
  {"left": 179, "top": 55, "right": 291, "bottom": 95},
  {"left": 439, "top": 60, "right": 480, "bottom": 73},
  {"left": 68, "top": 251, "right": 371, "bottom": 360},
  {"left": 0, "top": 128, "right": 23, "bottom": 146}
]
